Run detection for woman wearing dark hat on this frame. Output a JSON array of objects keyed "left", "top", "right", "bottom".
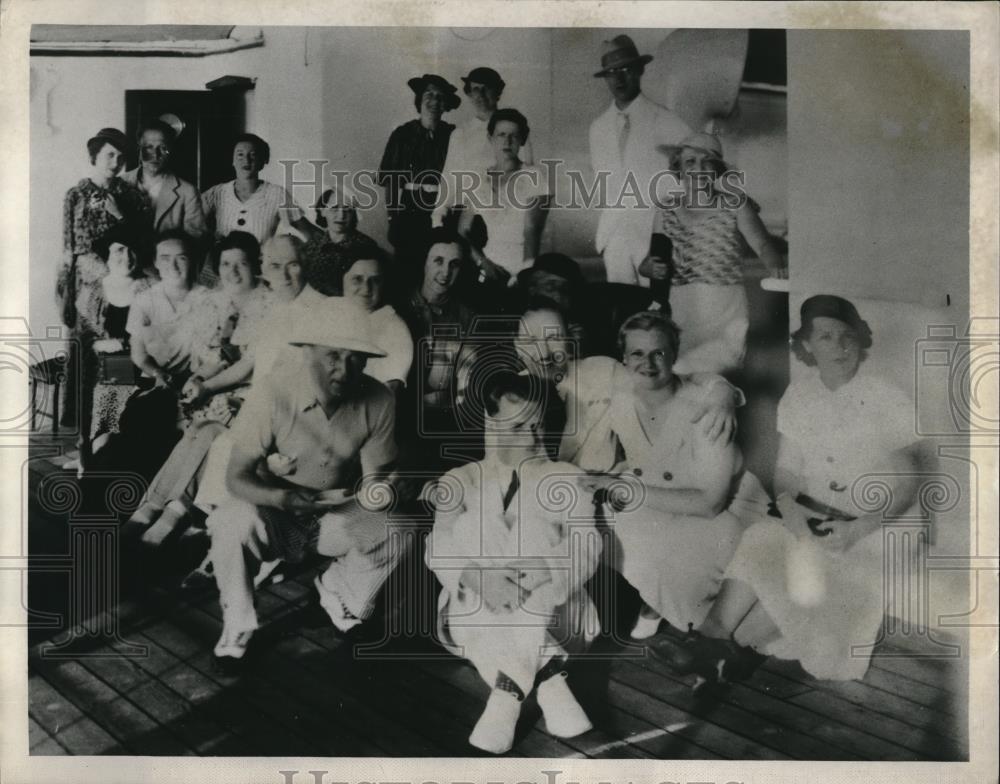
[
  {"left": 66, "top": 224, "right": 152, "bottom": 476},
  {"left": 378, "top": 74, "right": 460, "bottom": 275},
  {"left": 432, "top": 66, "right": 534, "bottom": 229},
  {"left": 659, "top": 295, "right": 926, "bottom": 683},
  {"left": 58, "top": 127, "right": 150, "bottom": 428},
  {"left": 641, "top": 132, "right": 782, "bottom": 375}
]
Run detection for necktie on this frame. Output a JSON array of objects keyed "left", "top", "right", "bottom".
[
  {"left": 501, "top": 469, "right": 520, "bottom": 512},
  {"left": 617, "top": 112, "right": 630, "bottom": 163}
]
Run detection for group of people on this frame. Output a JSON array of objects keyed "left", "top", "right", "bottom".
[{"left": 52, "top": 34, "right": 927, "bottom": 755}]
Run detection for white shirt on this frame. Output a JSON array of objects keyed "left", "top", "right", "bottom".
[
  {"left": 432, "top": 115, "right": 535, "bottom": 226},
  {"left": 777, "top": 369, "right": 917, "bottom": 516},
  {"left": 588, "top": 92, "right": 690, "bottom": 257}
]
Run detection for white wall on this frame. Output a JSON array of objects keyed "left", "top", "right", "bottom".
[
  {"left": 787, "top": 29, "right": 969, "bottom": 313},
  {"left": 31, "top": 26, "right": 788, "bottom": 337}
]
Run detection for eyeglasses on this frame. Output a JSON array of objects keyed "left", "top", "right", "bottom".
[
  {"left": 603, "top": 65, "right": 639, "bottom": 76},
  {"left": 140, "top": 145, "right": 171, "bottom": 156}
]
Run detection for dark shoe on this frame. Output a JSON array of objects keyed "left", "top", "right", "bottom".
[{"left": 651, "top": 626, "right": 761, "bottom": 685}]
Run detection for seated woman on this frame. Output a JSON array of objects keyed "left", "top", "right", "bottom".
[
  {"left": 583, "top": 311, "right": 769, "bottom": 640},
  {"left": 641, "top": 133, "right": 782, "bottom": 374},
  {"left": 398, "top": 228, "right": 481, "bottom": 462},
  {"left": 666, "top": 295, "right": 925, "bottom": 683},
  {"left": 321, "top": 245, "right": 413, "bottom": 396},
  {"left": 300, "top": 184, "right": 379, "bottom": 296},
  {"left": 98, "top": 230, "right": 208, "bottom": 479},
  {"left": 126, "top": 231, "right": 272, "bottom": 545},
  {"left": 426, "top": 371, "right": 601, "bottom": 754},
  {"left": 72, "top": 224, "right": 152, "bottom": 475},
  {"left": 458, "top": 108, "right": 551, "bottom": 293},
  {"left": 514, "top": 298, "right": 741, "bottom": 476}
]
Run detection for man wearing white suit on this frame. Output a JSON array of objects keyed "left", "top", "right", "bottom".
[{"left": 589, "top": 35, "right": 690, "bottom": 286}]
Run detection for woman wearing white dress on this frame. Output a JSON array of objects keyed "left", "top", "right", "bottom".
[
  {"left": 583, "top": 311, "right": 769, "bottom": 639},
  {"left": 667, "top": 295, "right": 925, "bottom": 682},
  {"left": 458, "top": 109, "right": 551, "bottom": 287}
]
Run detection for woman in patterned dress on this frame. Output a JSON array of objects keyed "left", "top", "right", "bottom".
[
  {"left": 73, "top": 225, "right": 152, "bottom": 472},
  {"left": 640, "top": 133, "right": 782, "bottom": 374},
  {"left": 58, "top": 127, "right": 149, "bottom": 430},
  {"left": 300, "top": 184, "right": 379, "bottom": 296}
]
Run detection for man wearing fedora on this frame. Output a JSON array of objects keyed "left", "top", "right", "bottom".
[
  {"left": 431, "top": 66, "right": 534, "bottom": 229},
  {"left": 207, "top": 301, "right": 402, "bottom": 667},
  {"left": 589, "top": 34, "right": 690, "bottom": 287},
  {"left": 379, "top": 74, "right": 460, "bottom": 276}
]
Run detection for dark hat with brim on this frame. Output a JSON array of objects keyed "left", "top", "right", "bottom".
[
  {"left": 461, "top": 67, "right": 506, "bottom": 93},
  {"left": 92, "top": 222, "right": 139, "bottom": 261},
  {"left": 792, "top": 294, "right": 873, "bottom": 349},
  {"left": 517, "top": 252, "right": 585, "bottom": 291},
  {"left": 88, "top": 127, "right": 130, "bottom": 153},
  {"left": 407, "top": 74, "right": 461, "bottom": 111},
  {"left": 593, "top": 34, "right": 654, "bottom": 77}
]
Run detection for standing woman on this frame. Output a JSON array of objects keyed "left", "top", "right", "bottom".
[
  {"left": 641, "top": 133, "right": 782, "bottom": 374},
  {"left": 378, "top": 74, "right": 459, "bottom": 277},
  {"left": 458, "top": 108, "right": 551, "bottom": 292},
  {"left": 201, "top": 134, "right": 312, "bottom": 276},
  {"left": 58, "top": 127, "right": 150, "bottom": 427}
]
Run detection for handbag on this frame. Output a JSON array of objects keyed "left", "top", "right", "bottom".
[{"left": 96, "top": 352, "right": 139, "bottom": 385}]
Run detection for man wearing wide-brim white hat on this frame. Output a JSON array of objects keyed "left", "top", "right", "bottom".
[
  {"left": 589, "top": 34, "right": 690, "bottom": 287},
  {"left": 207, "top": 301, "right": 401, "bottom": 667}
]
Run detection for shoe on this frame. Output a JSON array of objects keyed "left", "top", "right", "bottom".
[
  {"left": 212, "top": 628, "right": 253, "bottom": 674},
  {"left": 469, "top": 688, "right": 522, "bottom": 754},
  {"left": 140, "top": 503, "right": 189, "bottom": 547},
  {"left": 653, "top": 627, "right": 760, "bottom": 685},
  {"left": 128, "top": 501, "right": 163, "bottom": 527},
  {"left": 537, "top": 672, "right": 592, "bottom": 738},
  {"left": 630, "top": 609, "right": 662, "bottom": 640},
  {"left": 180, "top": 553, "right": 216, "bottom": 594},
  {"left": 313, "top": 576, "right": 363, "bottom": 634},
  {"left": 253, "top": 559, "right": 285, "bottom": 589}
]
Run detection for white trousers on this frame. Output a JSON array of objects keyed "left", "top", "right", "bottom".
[
  {"left": 207, "top": 498, "right": 407, "bottom": 634},
  {"left": 601, "top": 232, "right": 650, "bottom": 287}
]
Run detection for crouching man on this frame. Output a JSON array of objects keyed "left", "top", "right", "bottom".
[
  {"left": 208, "top": 304, "right": 401, "bottom": 667},
  {"left": 425, "top": 371, "right": 603, "bottom": 754}
]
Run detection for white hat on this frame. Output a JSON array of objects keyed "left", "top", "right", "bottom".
[{"left": 288, "top": 298, "right": 387, "bottom": 357}]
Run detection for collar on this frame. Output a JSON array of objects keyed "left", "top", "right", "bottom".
[{"left": 608, "top": 92, "right": 648, "bottom": 118}]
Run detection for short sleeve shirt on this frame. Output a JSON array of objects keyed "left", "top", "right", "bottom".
[
  {"left": 230, "top": 372, "right": 397, "bottom": 491},
  {"left": 125, "top": 283, "right": 208, "bottom": 373},
  {"left": 201, "top": 180, "right": 304, "bottom": 243}
]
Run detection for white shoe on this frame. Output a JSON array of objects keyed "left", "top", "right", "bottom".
[
  {"left": 630, "top": 608, "right": 662, "bottom": 640},
  {"left": 213, "top": 628, "right": 254, "bottom": 660},
  {"left": 537, "top": 673, "right": 592, "bottom": 738},
  {"left": 313, "top": 576, "right": 363, "bottom": 633},
  {"left": 469, "top": 689, "right": 522, "bottom": 754}
]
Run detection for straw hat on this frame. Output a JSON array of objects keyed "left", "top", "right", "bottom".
[
  {"left": 593, "top": 35, "right": 654, "bottom": 77},
  {"left": 656, "top": 132, "right": 725, "bottom": 160},
  {"left": 288, "top": 299, "right": 387, "bottom": 357}
]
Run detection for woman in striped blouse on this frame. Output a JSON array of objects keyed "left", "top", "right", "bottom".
[{"left": 201, "top": 134, "right": 313, "bottom": 260}]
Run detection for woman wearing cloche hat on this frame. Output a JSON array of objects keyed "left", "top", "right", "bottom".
[
  {"left": 378, "top": 74, "right": 460, "bottom": 277},
  {"left": 58, "top": 127, "right": 151, "bottom": 427},
  {"left": 641, "top": 131, "right": 783, "bottom": 374}
]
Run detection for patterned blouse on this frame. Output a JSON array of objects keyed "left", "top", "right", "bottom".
[
  {"left": 301, "top": 230, "right": 379, "bottom": 296},
  {"left": 62, "top": 177, "right": 150, "bottom": 261},
  {"left": 656, "top": 199, "right": 758, "bottom": 286}
]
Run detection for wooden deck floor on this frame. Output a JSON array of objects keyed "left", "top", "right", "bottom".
[{"left": 25, "top": 440, "right": 969, "bottom": 760}]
